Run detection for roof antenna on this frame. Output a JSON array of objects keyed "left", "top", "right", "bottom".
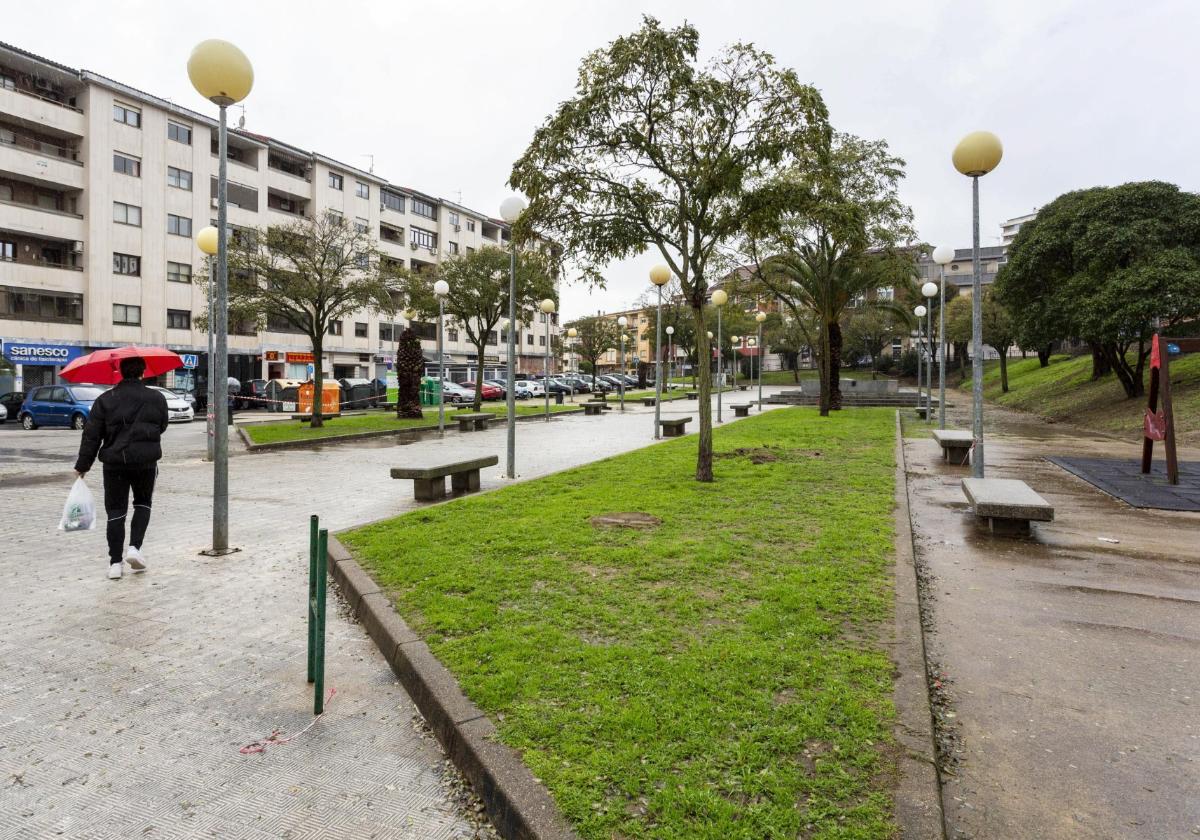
[
  {"left": 363, "top": 154, "right": 375, "bottom": 174},
  {"left": 234, "top": 104, "right": 246, "bottom": 129}
]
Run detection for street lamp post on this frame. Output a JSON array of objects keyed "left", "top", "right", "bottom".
[
  {"left": 730, "top": 335, "right": 739, "bottom": 394},
  {"left": 953, "top": 131, "right": 1003, "bottom": 478},
  {"left": 434, "top": 280, "right": 449, "bottom": 434},
  {"left": 617, "top": 315, "right": 629, "bottom": 410},
  {"left": 540, "top": 298, "right": 555, "bottom": 421},
  {"left": 748, "top": 337, "right": 758, "bottom": 409},
  {"left": 196, "top": 226, "right": 218, "bottom": 462},
  {"left": 188, "top": 39, "right": 253, "bottom": 556},
  {"left": 712, "top": 289, "right": 728, "bottom": 423},
  {"left": 914, "top": 304, "right": 927, "bottom": 416},
  {"left": 755, "top": 311, "right": 766, "bottom": 411},
  {"left": 665, "top": 326, "right": 675, "bottom": 391},
  {"left": 650, "top": 266, "right": 670, "bottom": 439},
  {"left": 499, "top": 197, "right": 526, "bottom": 478},
  {"left": 922, "top": 281, "right": 939, "bottom": 423},
  {"left": 931, "top": 246, "right": 954, "bottom": 429}
]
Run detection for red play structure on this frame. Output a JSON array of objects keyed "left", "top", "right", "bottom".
[{"left": 1142, "top": 334, "right": 1199, "bottom": 485}]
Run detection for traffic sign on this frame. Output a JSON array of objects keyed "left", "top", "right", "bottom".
[{"left": 180, "top": 354, "right": 198, "bottom": 369}]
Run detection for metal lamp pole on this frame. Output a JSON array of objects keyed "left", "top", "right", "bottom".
[
  {"left": 931, "top": 247, "right": 954, "bottom": 429},
  {"left": 666, "top": 326, "right": 674, "bottom": 393},
  {"left": 188, "top": 41, "right": 253, "bottom": 556},
  {"left": 650, "top": 266, "right": 670, "bottom": 438},
  {"left": 755, "top": 312, "right": 766, "bottom": 411},
  {"left": 927, "top": 308, "right": 934, "bottom": 420},
  {"left": 434, "top": 280, "right": 449, "bottom": 434},
  {"left": 953, "top": 132, "right": 1003, "bottom": 478},
  {"left": 617, "top": 315, "right": 628, "bottom": 411},
  {"left": 539, "top": 299, "right": 555, "bottom": 421},
  {"left": 712, "top": 290, "right": 727, "bottom": 423},
  {"left": 731, "top": 335, "right": 738, "bottom": 394},
  {"left": 499, "top": 198, "right": 526, "bottom": 478},
  {"left": 913, "top": 306, "right": 926, "bottom": 417}
]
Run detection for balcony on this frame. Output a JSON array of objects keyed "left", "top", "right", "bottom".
[
  {"left": 0, "top": 138, "right": 84, "bottom": 191},
  {"left": 0, "top": 196, "right": 84, "bottom": 241},
  {"left": 379, "top": 223, "right": 404, "bottom": 247},
  {"left": 0, "top": 85, "right": 85, "bottom": 137},
  {"left": 0, "top": 230, "right": 85, "bottom": 293},
  {"left": 267, "top": 189, "right": 308, "bottom": 220}
]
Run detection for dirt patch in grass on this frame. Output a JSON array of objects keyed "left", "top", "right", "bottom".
[{"left": 589, "top": 512, "right": 663, "bottom": 530}]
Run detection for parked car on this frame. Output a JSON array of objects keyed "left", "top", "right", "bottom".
[
  {"left": 0, "top": 402, "right": 6, "bottom": 423},
  {"left": 236, "top": 378, "right": 269, "bottom": 409},
  {"left": 18, "top": 384, "right": 110, "bottom": 430},
  {"left": 461, "top": 381, "right": 503, "bottom": 401},
  {"left": 151, "top": 386, "right": 196, "bottom": 423},
  {"left": 484, "top": 379, "right": 509, "bottom": 397},
  {"left": 0, "top": 391, "right": 24, "bottom": 422},
  {"left": 513, "top": 379, "right": 544, "bottom": 398},
  {"left": 439, "top": 381, "right": 474, "bottom": 404},
  {"left": 171, "top": 388, "right": 197, "bottom": 410},
  {"left": 561, "top": 376, "right": 591, "bottom": 393}
]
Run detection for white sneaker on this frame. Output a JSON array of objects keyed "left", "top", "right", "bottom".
[
  {"left": 125, "top": 546, "right": 146, "bottom": 573},
  {"left": 108, "top": 562, "right": 123, "bottom": 580}
]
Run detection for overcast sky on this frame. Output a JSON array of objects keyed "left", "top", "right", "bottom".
[{"left": 6, "top": 0, "right": 1197, "bottom": 319}]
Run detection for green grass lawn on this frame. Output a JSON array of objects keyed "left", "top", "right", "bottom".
[
  {"left": 963, "top": 352, "right": 1200, "bottom": 443},
  {"left": 244, "top": 403, "right": 577, "bottom": 445},
  {"left": 342, "top": 408, "right": 899, "bottom": 839}
]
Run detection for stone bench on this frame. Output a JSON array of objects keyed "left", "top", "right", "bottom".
[
  {"left": 737, "top": 385, "right": 749, "bottom": 391},
  {"left": 961, "top": 477, "right": 1055, "bottom": 536},
  {"left": 932, "top": 429, "right": 973, "bottom": 466},
  {"left": 641, "top": 396, "right": 657, "bottom": 407},
  {"left": 582, "top": 403, "right": 606, "bottom": 416},
  {"left": 686, "top": 391, "right": 698, "bottom": 400},
  {"left": 454, "top": 412, "right": 494, "bottom": 432},
  {"left": 659, "top": 417, "right": 692, "bottom": 438},
  {"left": 391, "top": 455, "right": 499, "bottom": 501},
  {"left": 731, "top": 404, "right": 751, "bottom": 418}
]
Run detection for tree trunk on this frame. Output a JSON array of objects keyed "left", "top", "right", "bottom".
[
  {"left": 817, "top": 326, "right": 831, "bottom": 417},
  {"left": 473, "top": 341, "right": 487, "bottom": 411},
  {"left": 1103, "top": 343, "right": 1142, "bottom": 398},
  {"left": 1090, "top": 342, "right": 1111, "bottom": 380},
  {"left": 1037, "top": 344, "right": 1052, "bottom": 367},
  {"left": 310, "top": 335, "right": 325, "bottom": 428},
  {"left": 691, "top": 304, "right": 714, "bottom": 482},
  {"left": 828, "top": 319, "right": 843, "bottom": 411},
  {"left": 998, "top": 347, "right": 1009, "bottom": 393}
]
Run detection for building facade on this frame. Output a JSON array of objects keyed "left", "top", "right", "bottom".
[{"left": 0, "top": 41, "right": 559, "bottom": 393}]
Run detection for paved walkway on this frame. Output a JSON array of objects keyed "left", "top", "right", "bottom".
[
  {"left": 903, "top": 403, "right": 1200, "bottom": 839},
  {"left": 0, "top": 391, "right": 780, "bottom": 839}
]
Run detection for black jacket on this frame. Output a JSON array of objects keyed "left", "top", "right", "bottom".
[{"left": 75, "top": 380, "right": 169, "bottom": 472}]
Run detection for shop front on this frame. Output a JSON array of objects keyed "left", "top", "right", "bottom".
[{"left": 1, "top": 340, "right": 87, "bottom": 390}]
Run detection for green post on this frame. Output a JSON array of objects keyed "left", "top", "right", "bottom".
[
  {"left": 306, "top": 514, "right": 317, "bottom": 683},
  {"left": 313, "top": 528, "right": 329, "bottom": 715}
]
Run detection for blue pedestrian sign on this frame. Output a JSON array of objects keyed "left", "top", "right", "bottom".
[{"left": 180, "top": 354, "right": 198, "bottom": 369}]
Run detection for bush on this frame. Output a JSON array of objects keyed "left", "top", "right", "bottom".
[
  {"left": 874, "top": 355, "right": 894, "bottom": 374},
  {"left": 899, "top": 349, "right": 918, "bottom": 378}
]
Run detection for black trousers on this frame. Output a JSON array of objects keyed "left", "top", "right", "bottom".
[{"left": 102, "top": 465, "right": 157, "bottom": 564}]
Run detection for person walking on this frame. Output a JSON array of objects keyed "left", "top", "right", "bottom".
[{"left": 74, "top": 357, "right": 169, "bottom": 580}]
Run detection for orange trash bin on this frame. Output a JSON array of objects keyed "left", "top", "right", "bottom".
[{"left": 298, "top": 380, "right": 341, "bottom": 416}]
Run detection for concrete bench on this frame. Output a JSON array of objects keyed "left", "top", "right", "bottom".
[
  {"left": 737, "top": 385, "right": 749, "bottom": 391},
  {"left": 686, "top": 391, "right": 698, "bottom": 400},
  {"left": 731, "top": 404, "right": 751, "bottom": 418},
  {"left": 932, "top": 429, "right": 973, "bottom": 466},
  {"left": 659, "top": 417, "right": 692, "bottom": 438},
  {"left": 391, "top": 455, "right": 499, "bottom": 501},
  {"left": 961, "top": 477, "right": 1055, "bottom": 536},
  {"left": 454, "top": 412, "right": 494, "bottom": 432},
  {"left": 582, "top": 403, "right": 606, "bottom": 416},
  {"left": 641, "top": 396, "right": 657, "bottom": 407}
]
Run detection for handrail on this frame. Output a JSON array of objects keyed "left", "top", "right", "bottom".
[
  {"left": 4, "top": 85, "right": 84, "bottom": 114},
  {"left": 0, "top": 132, "right": 82, "bottom": 164},
  {"left": 0, "top": 197, "right": 84, "bottom": 219}
]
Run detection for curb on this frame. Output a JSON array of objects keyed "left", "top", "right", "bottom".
[
  {"left": 239, "top": 408, "right": 586, "bottom": 453},
  {"left": 326, "top": 535, "right": 581, "bottom": 840},
  {"left": 891, "top": 411, "right": 948, "bottom": 838}
]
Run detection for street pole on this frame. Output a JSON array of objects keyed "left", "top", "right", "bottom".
[
  {"left": 506, "top": 247, "right": 516, "bottom": 477},
  {"left": 544, "top": 317, "right": 550, "bottom": 421},
  {"left": 211, "top": 102, "right": 230, "bottom": 554},
  {"left": 437, "top": 296, "right": 445, "bottom": 435},
  {"left": 926, "top": 308, "right": 933, "bottom": 422},
  {"left": 654, "top": 285, "right": 663, "bottom": 439},
  {"left": 971, "top": 175, "right": 985, "bottom": 477},
  {"left": 716, "top": 307, "right": 723, "bottom": 423},
  {"left": 206, "top": 254, "right": 214, "bottom": 462},
  {"left": 757, "top": 322, "right": 764, "bottom": 411},
  {"left": 939, "top": 265, "right": 947, "bottom": 429},
  {"left": 619, "top": 336, "right": 626, "bottom": 412}
]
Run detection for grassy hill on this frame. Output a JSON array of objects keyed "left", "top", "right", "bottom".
[{"left": 962, "top": 352, "right": 1200, "bottom": 444}]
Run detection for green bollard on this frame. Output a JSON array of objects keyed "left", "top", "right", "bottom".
[
  {"left": 313, "top": 528, "right": 328, "bottom": 715},
  {"left": 306, "top": 514, "right": 317, "bottom": 684}
]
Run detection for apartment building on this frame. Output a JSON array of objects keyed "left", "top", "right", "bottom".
[
  {"left": 1000, "top": 210, "right": 1038, "bottom": 246},
  {"left": 0, "top": 41, "right": 560, "bottom": 393}
]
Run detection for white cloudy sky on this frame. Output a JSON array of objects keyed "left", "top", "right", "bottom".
[{"left": 6, "top": 0, "right": 1197, "bottom": 319}]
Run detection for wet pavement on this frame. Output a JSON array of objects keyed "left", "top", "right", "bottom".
[{"left": 903, "top": 402, "right": 1200, "bottom": 839}]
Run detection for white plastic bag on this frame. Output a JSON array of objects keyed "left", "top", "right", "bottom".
[{"left": 59, "top": 477, "right": 96, "bottom": 532}]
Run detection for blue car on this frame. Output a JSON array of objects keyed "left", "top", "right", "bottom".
[{"left": 18, "top": 384, "right": 110, "bottom": 430}]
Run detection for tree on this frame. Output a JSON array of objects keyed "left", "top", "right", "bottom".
[
  {"left": 944, "top": 296, "right": 973, "bottom": 378},
  {"left": 511, "top": 16, "right": 829, "bottom": 482},
  {"left": 995, "top": 181, "right": 1200, "bottom": 397},
  {"left": 396, "top": 247, "right": 556, "bottom": 411},
  {"left": 394, "top": 327, "right": 424, "bottom": 419},
  {"left": 224, "top": 215, "right": 397, "bottom": 428},
  {"left": 566, "top": 315, "right": 620, "bottom": 390},
  {"left": 742, "top": 132, "right": 916, "bottom": 415},
  {"left": 842, "top": 308, "right": 905, "bottom": 374},
  {"left": 945, "top": 291, "right": 1016, "bottom": 389}
]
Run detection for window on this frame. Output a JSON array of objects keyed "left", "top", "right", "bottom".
[
  {"left": 113, "top": 103, "right": 141, "bottom": 128},
  {"left": 113, "top": 253, "right": 140, "bottom": 276},
  {"left": 168, "top": 121, "right": 192, "bottom": 145},
  {"left": 876, "top": 286, "right": 894, "bottom": 301},
  {"left": 113, "top": 303, "right": 141, "bottom": 326},
  {"left": 167, "top": 309, "right": 191, "bottom": 330},
  {"left": 326, "top": 209, "right": 344, "bottom": 224},
  {"left": 327, "top": 320, "right": 343, "bottom": 336},
  {"left": 410, "top": 321, "right": 436, "bottom": 340},
  {"left": 410, "top": 227, "right": 437, "bottom": 249},
  {"left": 447, "top": 328, "right": 459, "bottom": 343},
  {"left": 113, "top": 201, "right": 141, "bottom": 226},
  {"left": 539, "top": 312, "right": 547, "bottom": 323},
  {"left": 355, "top": 181, "right": 369, "bottom": 199},
  {"left": 0, "top": 183, "right": 11, "bottom": 201},
  {"left": 0, "top": 285, "right": 84, "bottom": 323},
  {"left": 486, "top": 331, "right": 498, "bottom": 346},
  {"left": 328, "top": 172, "right": 344, "bottom": 190},
  {"left": 0, "top": 74, "right": 14, "bottom": 90},
  {"left": 379, "top": 323, "right": 395, "bottom": 343},
  {"left": 411, "top": 197, "right": 436, "bottom": 219},
  {"left": 466, "top": 220, "right": 475, "bottom": 232},
  {"left": 447, "top": 242, "right": 459, "bottom": 255},
  {"left": 167, "top": 261, "right": 192, "bottom": 283},
  {"left": 526, "top": 333, "right": 534, "bottom": 346},
  {"left": 167, "top": 166, "right": 192, "bottom": 190},
  {"left": 466, "top": 246, "right": 475, "bottom": 255},
  {"left": 167, "top": 214, "right": 192, "bottom": 237},
  {"left": 1, "top": 239, "right": 14, "bottom": 261},
  {"left": 354, "top": 218, "right": 369, "bottom": 234},
  {"left": 448, "top": 211, "right": 459, "bottom": 226},
  {"left": 354, "top": 321, "right": 368, "bottom": 338},
  {"left": 113, "top": 152, "right": 140, "bottom": 177},
  {"left": 539, "top": 335, "right": 547, "bottom": 347},
  {"left": 381, "top": 190, "right": 405, "bottom": 213}
]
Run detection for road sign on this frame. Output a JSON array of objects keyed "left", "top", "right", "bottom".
[{"left": 180, "top": 354, "right": 198, "bottom": 369}]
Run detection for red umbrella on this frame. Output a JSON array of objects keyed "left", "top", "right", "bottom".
[{"left": 60, "top": 346, "right": 184, "bottom": 385}]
